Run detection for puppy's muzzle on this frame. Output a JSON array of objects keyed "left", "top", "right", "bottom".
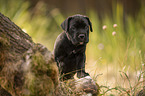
[{"left": 78, "top": 34, "right": 85, "bottom": 40}]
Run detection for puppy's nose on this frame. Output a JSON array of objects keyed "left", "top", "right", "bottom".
[{"left": 78, "top": 34, "right": 85, "bottom": 39}]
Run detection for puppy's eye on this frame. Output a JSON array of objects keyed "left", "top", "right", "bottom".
[
  {"left": 71, "top": 26, "right": 76, "bottom": 31},
  {"left": 85, "top": 26, "right": 89, "bottom": 30}
]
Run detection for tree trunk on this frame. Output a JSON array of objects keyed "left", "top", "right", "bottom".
[{"left": 0, "top": 13, "right": 59, "bottom": 96}]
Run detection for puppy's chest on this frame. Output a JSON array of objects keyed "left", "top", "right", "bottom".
[{"left": 67, "top": 46, "right": 85, "bottom": 56}]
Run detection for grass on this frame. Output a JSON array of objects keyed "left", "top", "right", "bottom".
[{"left": 0, "top": 0, "right": 145, "bottom": 95}]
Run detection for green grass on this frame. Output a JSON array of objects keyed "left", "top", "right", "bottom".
[{"left": 0, "top": 0, "right": 145, "bottom": 95}]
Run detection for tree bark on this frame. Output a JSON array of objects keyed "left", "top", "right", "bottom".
[{"left": 0, "top": 13, "right": 58, "bottom": 96}]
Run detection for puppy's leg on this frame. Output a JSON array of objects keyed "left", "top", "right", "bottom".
[
  {"left": 56, "top": 58, "right": 76, "bottom": 80},
  {"left": 76, "top": 53, "right": 89, "bottom": 78}
]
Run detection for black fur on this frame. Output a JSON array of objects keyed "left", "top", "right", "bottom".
[{"left": 54, "top": 14, "right": 93, "bottom": 80}]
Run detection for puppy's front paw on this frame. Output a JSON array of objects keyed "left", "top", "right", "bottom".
[{"left": 77, "top": 71, "right": 89, "bottom": 78}]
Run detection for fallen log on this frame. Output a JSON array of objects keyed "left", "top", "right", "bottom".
[{"left": 0, "top": 13, "right": 59, "bottom": 96}]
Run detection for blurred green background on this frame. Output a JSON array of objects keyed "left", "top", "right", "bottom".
[{"left": 0, "top": 0, "right": 145, "bottom": 95}]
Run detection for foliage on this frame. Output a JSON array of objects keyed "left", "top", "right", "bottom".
[{"left": 0, "top": 0, "right": 145, "bottom": 95}]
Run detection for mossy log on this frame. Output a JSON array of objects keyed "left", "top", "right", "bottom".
[{"left": 0, "top": 13, "right": 59, "bottom": 96}]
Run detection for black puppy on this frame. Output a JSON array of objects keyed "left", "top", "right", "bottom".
[{"left": 54, "top": 14, "right": 93, "bottom": 80}]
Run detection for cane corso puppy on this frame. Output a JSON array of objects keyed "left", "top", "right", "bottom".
[{"left": 54, "top": 14, "right": 93, "bottom": 80}]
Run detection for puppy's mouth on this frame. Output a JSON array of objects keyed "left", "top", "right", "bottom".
[
  {"left": 72, "top": 41, "right": 88, "bottom": 46},
  {"left": 79, "top": 42, "right": 84, "bottom": 45},
  {"left": 71, "top": 37, "right": 88, "bottom": 45},
  {"left": 72, "top": 41, "right": 84, "bottom": 45}
]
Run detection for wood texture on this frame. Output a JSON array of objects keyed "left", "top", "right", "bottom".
[{"left": 0, "top": 13, "right": 58, "bottom": 96}]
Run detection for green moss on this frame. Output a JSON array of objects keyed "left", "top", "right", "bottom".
[
  {"left": 31, "top": 51, "right": 47, "bottom": 72},
  {"left": 22, "top": 49, "right": 58, "bottom": 96}
]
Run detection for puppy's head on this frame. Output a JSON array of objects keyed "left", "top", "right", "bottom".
[{"left": 61, "top": 14, "right": 93, "bottom": 45}]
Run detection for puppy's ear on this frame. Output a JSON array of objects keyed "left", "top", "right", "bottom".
[
  {"left": 84, "top": 17, "right": 93, "bottom": 32},
  {"left": 61, "top": 16, "right": 72, "bottom": 32}
]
